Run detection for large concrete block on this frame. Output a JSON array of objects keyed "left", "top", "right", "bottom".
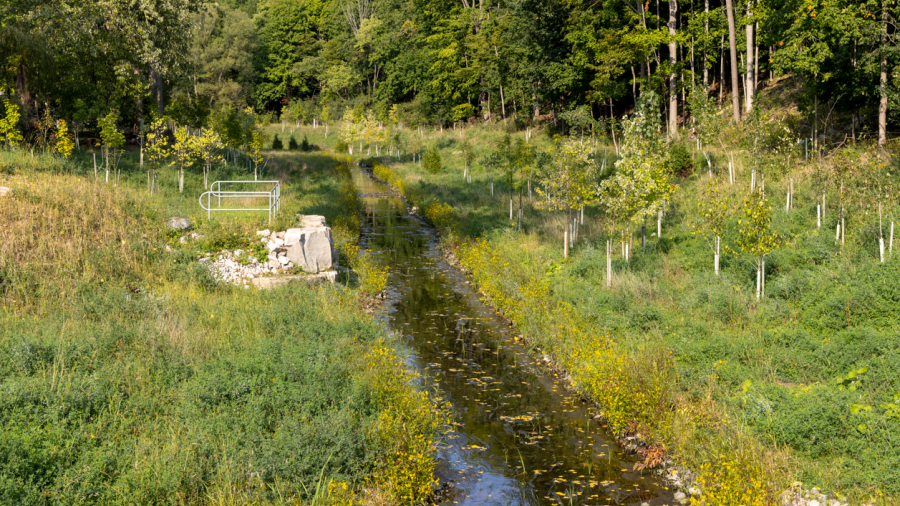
[{"left": 284, "top": 218, "right": 338, "bottom": 273}]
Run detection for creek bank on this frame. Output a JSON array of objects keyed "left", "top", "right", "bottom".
[
  {"left": 427, "top": 208, "right": 868, "bottom": 506},
  {"left": 355, "top": 163, "right": 677, "bottom": 505},
  {"left": 360, "top": 160, "right": 881, "bottom": 506}
]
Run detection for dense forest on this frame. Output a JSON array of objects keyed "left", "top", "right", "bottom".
[{"left": 3, "top": 0, "right": 900, "bottom": 142}]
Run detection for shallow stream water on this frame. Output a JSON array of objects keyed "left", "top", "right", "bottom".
[{"left": 353, "top": 168, "right": 675, "bottom": 506}]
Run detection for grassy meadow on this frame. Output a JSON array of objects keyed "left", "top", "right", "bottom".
[
  {"left": 283, "top": 116, "right": 900, "bottom": 504},
  {"left": 0, "top": 147, "right": 445, "bottom": 505}
]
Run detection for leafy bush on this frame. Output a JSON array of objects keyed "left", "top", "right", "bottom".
[
  {"left": 335, "top": 140, "right": 349, "bottom": 153},
  {"left": 668, "top": 142, "right": 694, "bottom": 177},
  {"left": 271, "top": 134, "right": 283, "bottom": 150},
  {"left": 422, "top": 145, "right": 442, "bottom": 174},
  {"left": 301, "top": 134, "right": 310, "bottom": 152},
  {"left": 288, "top": 134, "right": 298, "bottom": 150}
]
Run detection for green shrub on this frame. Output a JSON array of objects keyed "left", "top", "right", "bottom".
[
  {"left": 271, "top": 134, "right": 283, "bottom": 150},
  {"left": 288, "top": 135, "right": 298, "bottom": 150},
  {"left": 301, "top": 134, "right": 310, "bottom": 152},
  {"left": 335, "top": 140, "right": 349, "bottom": 153},
  {"left": 668, "top": 142, "right": 694, "bottom": 177},
  {"left": 422, "top": 145, "right": 442, "bottom": 174}
]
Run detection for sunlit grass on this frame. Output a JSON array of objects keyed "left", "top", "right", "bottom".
[{"left": 0, "top": 147, "right": 447, "bottom": 506}]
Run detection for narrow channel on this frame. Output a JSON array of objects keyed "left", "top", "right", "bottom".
[{"left": 354, "top": 168, "right": 675, "bottom": 506}]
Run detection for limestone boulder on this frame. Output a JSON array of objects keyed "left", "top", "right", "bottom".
[
  {"left": 283, "top": 216, "right": 338, "bottom": 273},
  {"left": 166, "top": 217, "right": 192, "bottom": 231},
  {"left": 0, "top": 186, "right": 11, "bottom": 197},
  {"left": 284, "top": 222, "right": 338, "bottom": 273},
  {"left": 251, "top": 271, "right": 337, "bottom": 289},
  {"left": 299, "top": 215, "right": 327, "bottom": 228}
]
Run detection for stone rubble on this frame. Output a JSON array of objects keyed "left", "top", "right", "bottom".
[
  {"left": 662, "top": 468, "right": 862, "bottom": 506},
  {"left": 0, "top": 186, "right": 12, "bottom": 197},
  {"left": 166, "top": 216, "right": 192, "bottom": 231},
  {"left": 199, "top": 216, "right": 338, "bottom": 289},
  {"left": 200, "top": 249, "right": 283, "bottom": 288}
]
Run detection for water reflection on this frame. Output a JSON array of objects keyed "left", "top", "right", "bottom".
[{"left": 353, "top": 168, "right": 673, "bottom": 506}]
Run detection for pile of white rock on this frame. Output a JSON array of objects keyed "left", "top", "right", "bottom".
[
  {"left": 199, "top": 215, "right": 338, "bottom": 288},
  {"left": 258, "top": 215, "right": 338, "bottom": 273},
  {"left": 257, "top": 229, "right": 297, "bottom": 270},
  {"left": 199, "top": 249, "right": 280, "bottom": 287},
  {"left": 660, "top": 468, "right": 855, "bottom": 506},
  {"left": 779, "top": 487, "right": 852, "bottom": 506}
]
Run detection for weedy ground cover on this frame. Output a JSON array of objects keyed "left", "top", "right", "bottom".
[
  {"left": 0, "top": 148, "right": 446, "bottom": 505},
  {"left": 290, "top": 120, "right": 900, "bottom": 504}
]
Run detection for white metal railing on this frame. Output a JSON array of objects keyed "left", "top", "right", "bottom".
[{"left": 199, "top": 180, "right": 281, "bottom": 222}]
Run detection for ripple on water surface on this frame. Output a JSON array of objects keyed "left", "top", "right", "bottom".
[{"left": 354, "top": 168, "right": 674, "bottom": 506}]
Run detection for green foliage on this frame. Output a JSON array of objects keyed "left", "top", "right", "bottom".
[
  {"left": 0, "top": 149, "right": 448, "bottom": 506},
  {"left": 600, "top": 91, "right": 677, "bottom": 229},
  {"left": 248, "top": 130, "right": 269, "bottom": 177},
  {"left": 195, "top": 127, "right": 224, "bottom": 188},
  {"left": 668, "top": 142, "right": 694, "bottom": 177},
  {"left": 170, "top": 126, "right": 196, "bottom": 192},
  {"left": 255, "top": 0, "right": 324, "bottom": 108},
  {"left": 272, "top": 133, "right": 283, "bottom": 149},
  {"left": 144, "top": 117, "right": 170, "bottom": 167},
  {"left": 211, "top": 106, "right": 246, "bottom": 150},
  {"left": 97, "top": 110, "right": 126, "bottom": 180},
  {"left": 692, "top": 179, "right": 730, "bottom": 253},
  {"left": 288, "top": 134, "right": 299, "bottom": 150},
  {"left": 98, "top": 110, "right": 125, "bottom": 150},
  {"left": 736, "top": 188, "right": 782, "bottom": 260},
  {"left": 422, "top": 145, "right": 442, "bottom": 174},
  {"left": 53, "top": 119, "right": 74, "bottom": 159},
  {"left": 301, "top": 134, "right": 310, "bottom": 152},
  {"left": 536, "top": 137, "right": 599, "bottom": 212}
]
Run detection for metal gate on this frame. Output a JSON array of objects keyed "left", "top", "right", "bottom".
[{"left": 199, "top": 180, "right": 281, "bottom": 222}]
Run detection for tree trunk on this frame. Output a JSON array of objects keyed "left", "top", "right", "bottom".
[
  {"left": 669, "top": 0, "right": 679, "bottom": 138},
  {"left": 719, "top": 34, "right": 726, "bottom": 105},
  {"left": 754, "top": 25, "right": 759, "bottom": 91},
  {"left": 879, "top": 0, "right": 888, "bottom": 147},
  {"left": 725, "top": 0, "right": 741, "bottom": 123},
  {"left": 745, "top": 2, "right": 754, "bottom": 113},
  {"left": 642, "top": 215, "right": 647, "bottom": 253},
  {"left": 703, "top": 0, "right": 709, "bottom": 87},
  {"left": 149, "top": 63, "right": 164, "bottom": 117}
]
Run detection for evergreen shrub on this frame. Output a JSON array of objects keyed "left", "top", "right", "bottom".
[{"left": 422, "top": 145, "right": 442, "bottom": 174}]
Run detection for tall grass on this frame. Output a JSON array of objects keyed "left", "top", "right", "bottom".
[
  {"left": 0, "top": 148, "right": 447, "bottom": 505},
  {"left": 303, "top": 118, "right": 900, "bottom": 504}
]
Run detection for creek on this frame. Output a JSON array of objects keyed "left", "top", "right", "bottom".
[{"left": 354, "top": 168, "right": 675, "bottom": 506}]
